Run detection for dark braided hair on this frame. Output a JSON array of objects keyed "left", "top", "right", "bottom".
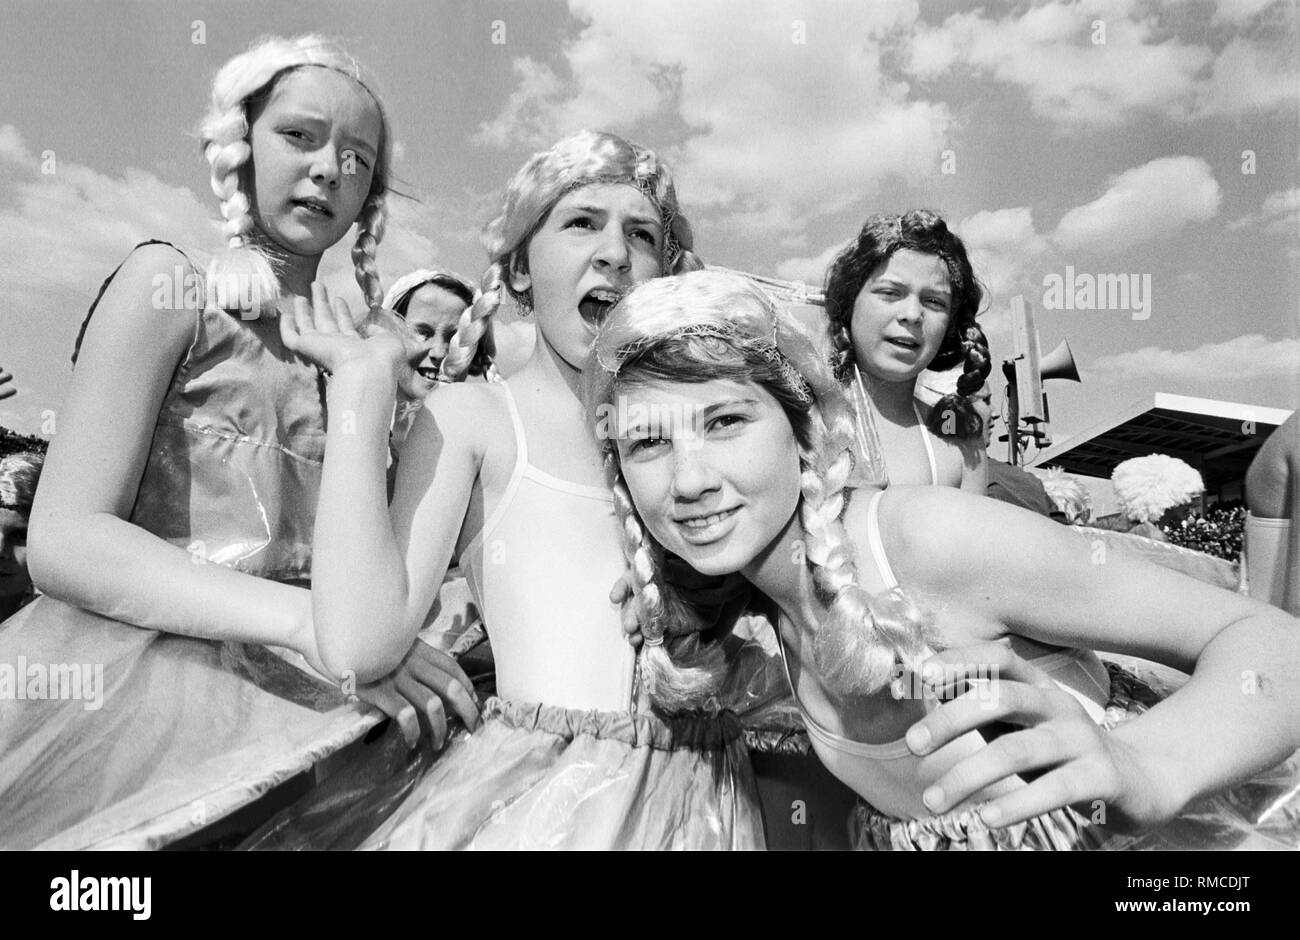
[{"left": 823, "top": 209, "right": 991, "bottom": 440}]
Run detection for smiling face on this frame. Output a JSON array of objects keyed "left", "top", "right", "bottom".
[
  {"left": 0, "top": 508, "right": 30, "bottom": 602},
  {"left": 512, "top": 183, "right": 664, "bottom": 371},
  {"left": 614, "top": 378, "right": 803, "bottom": 578},
  {"left": 246, "top": 66, "right": 383, "bottom": 258},
  {"left": 850, "top": 249, "right": 953, "bottom": 385},
  {"left": 401, "top": 283, "right": 470, "bottom": 397}
]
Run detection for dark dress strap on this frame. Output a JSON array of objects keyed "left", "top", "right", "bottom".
[{"left": 70, "top": 239, "right": 195, "bottom": 365}]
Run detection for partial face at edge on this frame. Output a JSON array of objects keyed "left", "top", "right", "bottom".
[
  {"left": 850, "top": 249, "right": 953, "bottom": 386},
  {"left": 612, "top": 377, "right": 802, "bottom": 578},
  {"left": 0, "top": 508, "right": 31, "bottom": 602}
]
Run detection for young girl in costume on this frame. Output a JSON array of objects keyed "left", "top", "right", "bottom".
[
  {"left": 824, "top": 210, "right": 989, "bottom": 491},
  {"left": 280, "top": 130, "right": 765, "bottom": 849},
  {"left": 0, "top": 35, "right": 443, "bottom": 849},
  {"left": 585, "top": 269, "right": 1300, "bottom": 850}
]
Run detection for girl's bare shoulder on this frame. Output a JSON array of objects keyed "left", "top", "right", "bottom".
[{"left": 420, "top": 379, "right": 515, "bottom": 464}]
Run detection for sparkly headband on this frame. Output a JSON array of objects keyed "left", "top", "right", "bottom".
[{"left": 597, "top": 321, "right": 813, "bottom": 405}]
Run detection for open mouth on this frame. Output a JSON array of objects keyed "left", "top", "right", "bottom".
[
  {"left": 293, "top": 198, "right": 335, "bottom": 219},
  {"left": 579, "top": 287, "right": 624, "bottom": 328},
  {"left": 885, "top": 336, "right": 920, "bottom": 351},
  {"left": 416, "top": 364, "right": 441, "bottom": 383}
]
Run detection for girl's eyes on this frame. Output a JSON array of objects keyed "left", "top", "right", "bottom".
[
  {"left": 709, "top": 413, "right": 748, "bottom": 432},
  {"left": 562, "top": 217, "right": 660, "bottom": 246}
]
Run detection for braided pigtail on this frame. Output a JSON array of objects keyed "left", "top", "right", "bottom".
[
  {"left": 927, "top": 319, "right": 992, "bottom": 440},
  {"left": 440, "top": 263, "right": 502, "bottom": 382},
  {"left": 203, "top": 108, "right": 279, "bottom": 317},
  {"left": 351, "top": 193, "right": 387, "bottom": 312},
  {"left": 800, "top": 379, "right": 936, "bottom": 696},
  {"left": 604, "top": 450, "right": 728, "bottom": 713}
]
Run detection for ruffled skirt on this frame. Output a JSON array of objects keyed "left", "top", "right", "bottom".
[{"left": 352, "top": 697, "right": 765, "bottom": 850}]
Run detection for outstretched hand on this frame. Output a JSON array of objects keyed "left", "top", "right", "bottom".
[
  {"left": 351, "top": 638, "right": 482, "bottom": 751},
  {"left": 278, "top": 282, "right": 405, "bottom": 381},
  {"left": 905, "top": 643, "right": 1172, "bottom": 832}
]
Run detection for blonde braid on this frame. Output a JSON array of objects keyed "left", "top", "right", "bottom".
[
  {"left": 351, "top": 193, "right": 387, "bottom": 311},
  {"left": 803, "top": 401, "right": 934, "bottom": 696},
  {"left": 604, "top": 449, "right": 727, "bottom": 713},
  {"left": 203, "top": 108, "right": 278, "bottom": 316},
  {"left": 440, "top": 262, "right": 503, "bottom": 382}
]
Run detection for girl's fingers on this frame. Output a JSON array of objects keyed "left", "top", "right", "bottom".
[
  {"left": 919, "top": 724, "right": 1070, "bottom": 814},
  {"left": 395, "top": 670, "right": 448, "bottom": 751},
  {"left": 354, "top": 681, "right": 420, "bottom": 749},
  {"left": 976, "top": 759, "right": 1119, "bottom": 830},
  {"left": 402, "top": 647, "right": 481, "bottom": 731},
  {"left": 330, "top": 295, "right": 360, "bottom": 337},
  {"left": 907, "top": 678, "right": 1077, "bottom": 756},
  {"left": 311, "top": 282, "right": 338, "bottom": 333},
  {"left": 278, "top": 304, "right": 299, "bottom": 350},
  {"left": 296, "top": 296, "right": 315, "bottom": 343}
]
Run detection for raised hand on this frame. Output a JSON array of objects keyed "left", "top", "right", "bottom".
[
  {"left": 905, "top": 642, "right": 1172, "bottom": 832},
  {"left": 278, "top": 282, "right": 405, "bottom": 381},
  {"left": 0, "top": 367, "right": 15, "bottom": 402}
]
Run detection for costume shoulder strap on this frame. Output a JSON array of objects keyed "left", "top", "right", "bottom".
[{"left": 71, "top": 239, "right": 198, "bottom": 365}]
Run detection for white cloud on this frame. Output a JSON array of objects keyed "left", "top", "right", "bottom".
[
  {"left": 1194, "top": 36, "right": 1300, "bottom": 118},
  {"left": 1209, "top": 0, "right": 1283, "bottom": 25},
  {"left": 957, "top": 207, "right": 1053, "bottom": 304},
  {"left": 1089, "top": 334, "right": 1300, "bottom": 383},
  {"left": 773, "top": 240, "right": 849, "bottom": 285},
  {"left": 1052, "top": 157, "right": 1220, "bottom": 254},
  {"left": 903, "top": 0, "right": 1295, "bottom": 126},
  {"left": 475, "top": 0, "right": 951, "bottom": 239},
  {"left": 1228, "top": 186, "right": 1300, "bottom": 234}
]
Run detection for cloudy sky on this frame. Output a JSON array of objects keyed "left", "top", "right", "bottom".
[{"left": 1, "top": 0, "right": 1296, "bottom": 453}]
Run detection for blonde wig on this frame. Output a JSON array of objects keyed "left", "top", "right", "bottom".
[
  {"left": 199, "top": 34, "right": 392, "bottom": 317},
  {"left": 583, "top": 269, "right": 934, "bottom": 712},
  {"left": 440, "top": 130, "right": 702, "bottom": 382},
  {"left": 1042, "top": 467, "right": 1093, "bottom": 524},
  {"left": 1112, "top": 454, "right": 1204, "bottom": 524},
  {"left": 0, "top": 451, "right": 44, "bottom": 514}
]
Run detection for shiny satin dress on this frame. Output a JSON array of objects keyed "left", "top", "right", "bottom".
[{"left": 0, "top": 242, "right": 374, "bottom": 850}]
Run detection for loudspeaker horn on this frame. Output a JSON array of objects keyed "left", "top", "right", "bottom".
[{"left": 1040, "top": 340, "right": 1081, "bottom": 383}]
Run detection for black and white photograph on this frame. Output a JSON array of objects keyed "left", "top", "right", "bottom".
[{"left": 0, "top": 0, "right": 1297, "bottom": 895}]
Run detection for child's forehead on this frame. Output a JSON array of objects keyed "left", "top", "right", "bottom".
[
  {"left": 550, "top": 182, "right": 662, "bottom": 223},
  {"left": 261, "top": 67, "right": 383, "bottom": 140},
  {"left": 870, "top": 248, "right": 951, "bottom": 288},
  {"left": 406, "top": 284, "right": 469, "bottom": 321}
]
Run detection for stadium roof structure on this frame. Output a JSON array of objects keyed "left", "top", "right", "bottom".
[{"left": 1029, "top": 393, "right": 1294, "bottom": 491}]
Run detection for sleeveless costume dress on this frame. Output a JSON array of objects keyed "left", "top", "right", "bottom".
[
  {"left": 317, "top": 382, "right": 765, "bottom": 850},
  {"left": 0, "top": 242, "right": 378, "bottom": 850}
]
